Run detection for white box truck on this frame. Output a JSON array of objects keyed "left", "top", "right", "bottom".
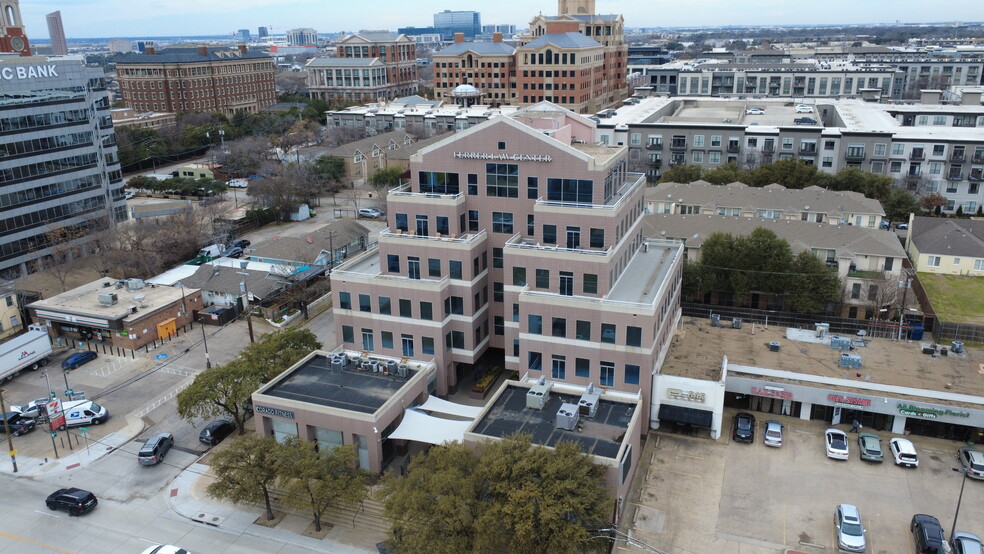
[{"left": 0, "top": 323, "right": 52, "bottom": 382}]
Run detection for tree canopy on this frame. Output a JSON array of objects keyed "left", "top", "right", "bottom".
[
  {"left": 206, "top": 434, "right": 283, "bottom": 521},
  {"left": 381, "top": 435, "right": 613, "bottom": 554},
  {"left": 278, "top": 437, "right": 369, "bottom": 532}
]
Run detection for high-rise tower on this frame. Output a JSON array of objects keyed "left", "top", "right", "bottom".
[
  {"left": 46, "top": 10, "right": 67, "bottom": 55},
  {"left": 0, "top": 0, "right": 31, "bottom": 56}
]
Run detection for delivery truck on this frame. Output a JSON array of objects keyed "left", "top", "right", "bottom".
[{"left": 0, "top": 323, "right": 53, "bottom": 382}]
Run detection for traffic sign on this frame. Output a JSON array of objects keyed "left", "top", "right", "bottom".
[
  {"left": 50, "top": 431, "right": 57, "bottom": 437},
  {"left": 64, "top": 389, "right": 73, "bottom": 396},
  {"left": 9, "top": 450, "right": 16, "bottom": 456},
  {"left": 79, "top": 427, "right": 89, "bottom": 435}
]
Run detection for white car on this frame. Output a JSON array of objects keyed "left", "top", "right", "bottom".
[
  {"left": 227, "top": 178, "right": 249, "bottom": 188},
  {"left": 763, "top": 420, "right": 783, "bottom": 447},
  {"left": 746, "top": 107, "right": 765, "bottom": 115},
  {"left": 795, "top": 104, "right": 813, "bottom": 113},
  {"left": 890, "top": 437, "right": 919, "bottom": 467},
  {"left": 825, "top": 428, "right": 849, "bottom": 460},
  {"left": 124, "top": 190, "right": 136, "bottom": 200}
]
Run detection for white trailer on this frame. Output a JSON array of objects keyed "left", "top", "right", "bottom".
[{"left": 0, "top": 324, "right": 53, "bottom": 382}]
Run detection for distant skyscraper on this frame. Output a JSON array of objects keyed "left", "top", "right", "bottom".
[
  {"left": 0, "top": 0, "right": 31, "bottom": 56},
  {"left": 46, "top": 11, "right": 67, "bottom": 55},
  {"left": 236, "top": 29, "right": 250, "bottom": 42},
  {"left": 258, "top": 26, "right": 269, "bottom": 39},
  {"left": 108, "top": 39, "right": 132, "bottom": 54},
  {"left": 433, "top": 10, "right": 481, "bottom": 41},
  {"left": 286, "top": 28, "right": 318, "bottom": 46},
  {"left": 482, "top": 24, "right": 516, "bottom": 35}
]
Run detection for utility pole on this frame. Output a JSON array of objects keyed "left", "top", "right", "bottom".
[
  {"left": 0, "top": 390, "right": 18, "bottom": 473},
  {"left": 237, "top": 272, "right": 255, "bottom": 343}
]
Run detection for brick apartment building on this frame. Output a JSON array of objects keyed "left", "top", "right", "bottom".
[
  {"left": 433, "top": 0, "right": 627, "bottom": 113},
  {"left": 115, "top": 44, "right": 276, "bottom": 115},
  {"left": 330, "top": 101, "right": 683, "bottom": 426},
  {"left": 305, "top": 31, "right": 417, "bottom": 103}
]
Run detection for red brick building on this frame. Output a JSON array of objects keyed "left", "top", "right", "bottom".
[
  {"left": 116, "top": 44, "right": 276, "bottom": 115},
  {"left": 306, "top": 31, "right": 417, "bottom": 103}
]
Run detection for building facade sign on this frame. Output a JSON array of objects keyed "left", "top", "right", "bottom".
[
  {"left": 750, "top": 386, "right": 793, "bottom": 400},
  {"left": 255, "top": 405, "right": 295, "bottom": 419},
  {"left": 452, "top": 151, "right": 552, "bottom": 162},
  {"left": 0, "top": 65, "right": 59, "bottom": 80},
  {"left": 827, "top": 394, "right": 872, "bottom": 407},
  {"left": 897, "top": 403, "right": 970, "bottom": 420},
  {"left": 666, "top": 388, "right": 706, "bottom": 404}
]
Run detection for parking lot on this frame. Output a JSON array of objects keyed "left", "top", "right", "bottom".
[{"left": 624, "top": 409, "right": 984, "bottom": 554}]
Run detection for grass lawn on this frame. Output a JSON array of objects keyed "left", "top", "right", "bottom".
[{"left": 918, "top": 272, "right": 984, "bottom": 325}]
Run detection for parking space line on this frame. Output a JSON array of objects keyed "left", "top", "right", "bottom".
[
  {"left": 0, "top": 530, "right": 75, "bottom": 553},
  {"left": 665, "top": 469, "right": 701, "bottom": 479},
  {"left": 640, "top": 484, "right": 703, "bottom": 499}
]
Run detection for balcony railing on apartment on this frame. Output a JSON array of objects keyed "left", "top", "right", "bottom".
[
  {"left": 909, "top": 151, "right": 925, "bottom": 161},
  {"left": 727, "top": 144, "right": 740, "bottom": 153},
  {"left": 504, "top": 233, "right": 612, "bottom": 257},
  {"left": 973, "top": 154, "right": 984, "bottom": 164},
  {"left": 648, "top": 158, "right": 662, "bottom": 167},
  {"left": 535, "top": 173, "right": 644, "bottom": 212},
  {"left": 970, "top": 170, "right": 983, "bottom": 182},
  {"left": 845, "top": 151, "right": 866, "bottom": 161},
  {"left": 669, "top": 140, "right": 687, "bottom": 150},
  {"left": 948, "top": 172, "right": 964, "bottom": 181},
  {"left": 381, "top": 228, "right": 487, "bottom": 244},
  {"left": 800, "top": 146, "right": 817, "bottom": 154},
  {"left": 646, "top": 142, "right": 663, "bottom": 150},
  {"left": 951, "top": 152, "right": 966, "bottom": 162}
]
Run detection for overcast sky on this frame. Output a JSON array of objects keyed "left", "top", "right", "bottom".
[{"left": 18, "top": 0, "right": 982, "bottom": 39}]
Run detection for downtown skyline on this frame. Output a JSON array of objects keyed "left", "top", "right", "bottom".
[{"left": 16, "top": 0, "right": 984, "bottom": 40}]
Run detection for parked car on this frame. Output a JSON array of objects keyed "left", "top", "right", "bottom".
[
  {"left": 763, "top": 420, "right": 783, "bottom": 447},
  {"left": 745, "top": 107, "right": 765, "bottom": 115},
  {"left": 834, "top": 504, "right": 867, "bottom": 553},
  {"left": 141, "top": 546, "right": 190, "bottom": 554},
  {"left": 137, "top": 432, "right": 174, "bottom": 465},
  {"left": 897, "top": 223, "right": 909, "bottom": 230},
  {"left": 732, "top": 412, "right": 755, "bottom": 443},
  {"left": 124, "top": 190, "right": 136, "bottom": 200},
  {"left": 358, "top": 207, "right": 384, "bottom": 219},
  {"left": 857, "top": 432, "right": 884, "bottom": 463},
  {"left": 62, "top": 351, "right": 97, "bottom": 370},
  {"left": 952, "top": 532, "right": 984, "bottom": 554},
  {"left": 825, "top": 428, "right": 849, "bottom": 460},
  {"left": 911, "top": 514, "right": 946, "bottom": 554},
  {"left": 10, "top": 398, "right": 49, "bottom": 419},
  {"left": 222, "top": 246, "right": 244, "bottom": 258},
  {"left": 199, "top": 419, "right": 235, "bottom": 446},
  {"left": 230, "top": 239, "right": 251, "bottom": 249},
  {"left": 795, "top": 104, "right": 813, "bottom": 113},
  {"left": 794, "top": 117, "right": 818, "bottom": 125},
  {"left": 0, "top": 411, "right": 36, "bottom": 436},
  {"left": 890, "top": 437, "right": 919, "bottom": 467},
  {"left": 227, "top": 178, "right": 249, "bottom": 188},
  {"left": 46, "top": 488, "right": 98, "bottom": 516},
  {"left": 957, "top": 446, "right": 984, "bottom": 479}
]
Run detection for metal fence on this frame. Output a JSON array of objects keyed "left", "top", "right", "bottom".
[
  {"left": 681, "top": 302, "right": 872, "bottom": 336},
  {"left": 932, "top": 321, "right": 984, "bottom": 345}
]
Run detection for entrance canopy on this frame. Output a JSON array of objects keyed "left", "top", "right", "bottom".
[
  {"left": 658, "top": 403, "right": 713, "bottom": 428},
  {"left": 386, "top": 408, "right": 474, "bottom": 445},
  {"left": 417, "top": 395, "right": 483, "bottom": 419}
]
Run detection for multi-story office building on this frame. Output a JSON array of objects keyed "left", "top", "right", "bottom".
[
  {"left": 286, "top": 28, "right": 318, "bottom": 47},
  {"left": 331, "top": 102, "right": 683, "bottom": 429},
  {"left": 115, "top": 44, "right": 276, "bottom": 115},
  {"left": 257, "top": 27, "right": 269, "bottom": 39},
  {"left": 108, "top": 39, "right": 132, "bottom": 54},
  {"left": 433, "top": 10, "right": 481, "bottom": 41},
  {"left": 306, "top": 32, "right": 417, "bottom": 103},
  {"left": 481, "top": 24, "right": 516, "bottom": 36},
  {"left": 236, "top": 29, "right": 250, "bottom": 42},
  {"left": 0, "top": 0, "right": 30, "bottom": 56},
  {"left": 0, "top": 55, "right": 126, "bottom": 276},
  {"left": 45, "top": 11, "right": 67, "bottom": 56},
  {"left": 433, "top": 0, "right": 628, "bottom": 113}
]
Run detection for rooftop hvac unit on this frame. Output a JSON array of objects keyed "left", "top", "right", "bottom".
[
  {"left": 397, "top": 364, "right": 409, "bottom": 378},
  {"left": 126, "top": 278, "right": 146, "bottom": 291},
  {"left": 361, "top": 360, "right": 376, "bottom": 372},
  {"left": 386, "top": 360, "right": 398, "bottom": 374},
  {"left": 768, "top": 341, "right": 781, "bottom": 352},
  {"left": 555, "top": 403, "right": 580, "bottom": 431},
  {"left": 732, "top": 317, "right": 742, "bottom": 329},
  {"left": 951, "top": 341, "right": 965, "bottom": 354},
  {"left": 98, "top": 292, "right": 118, "bottom": 306},
  {"left": 710, "top": 313, "right": 721, "bottom": 327},
  {"left": 839, "top": 353, "right": 862, "bottom": 369},
  {"left": 830, "top": 336, "right": 853, "bottom": 351},
  {"left": 815, "top": 323, "right": 830, "bottom": 338},
  {"left": 331, "top": 357, "right": 344, "bottom": 373},
  {"left": 527, "top": 379, "right": 553, "bottom": 410},
  {"left": 578, "top": 383, "right": 601, "bottom": 418}
]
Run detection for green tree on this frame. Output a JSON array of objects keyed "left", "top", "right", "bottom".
[
  {"left": 381, "top": 435, "right": 612, "bottom": 554},
  {"left": 206, "top": 434, "right": 283, "bottom": 520},
  {"left": 745, "top": 158, "right": 819, "bottom": 188},
  {"left": 787, "top": 251, "right": 841, "bottom": 314},
  {"left": 881, "top": 189, "right": 921, "bottom": 224},
  {"left": 702, "top": 162, "right": 746, "bottom": 185},
  {"left": 239, "top": 327, "right": 321, "bottom": 381},
  {"left": 694, "top": 228, "right": 793, "bottom": 305},
  {"left": 659, "top": 164, "right": 703, "bottom": 183},
  {"left": 368, "top": 166, "right": 405, "bottom": 193},
  {"left": 277, "top": 437, "right": 369, "bottom": 533},
  {"left": 829, "top": 167, "right": 893, "bottom": 199},
  {"left": 301, "top": 98, "right": 330, "bottom": 123}
]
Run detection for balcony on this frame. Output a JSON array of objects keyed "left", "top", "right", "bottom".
[
  {"left": 727, "top": 144, "right": 740, "bottom": 153},
  {"left": 648, "top": 158, "right": 662, "bottom": 167},
  {"left": 948, "top": 171, "right": 963, "bottom": 181},
  {"left": 951, "top": 152, "right": 966, "bottom": 162},
  {"left": 762, "top": 145, "right": 775, "bottom": 153},
  {"left": 909, "top": 151, "right": 925, "bottom": 161},
  {"left": 800, "top": 146, "right": 818, "bottom": 155},
  {"left": 848, "top": 269, "right": 885, "bottom": 279},
  {"left": 669, "top": 140, "right": 687, "bottom": 150},
  {"left": 646, "top": 142, "right": 663, "bottom": 150},
  {"left": 974, "top": 154, "right": 984, "bottom": 164},
  {"left": 970, "top": 170, "right": 983, "bottom": 182},
  {"left": 845, "top": 151, "right": 866, "bottom": 162}
]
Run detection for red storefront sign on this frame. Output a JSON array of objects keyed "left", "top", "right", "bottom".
[
  {"left": 827, "top": 394, "right": 871, "bottom": 407},
  {"left": 750, "top": 386, "right": 793, "bottom": 400}
]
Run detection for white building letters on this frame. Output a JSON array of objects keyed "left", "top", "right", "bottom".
[{"left": 0, "top": 65, "right": 60, "bottom": 81}]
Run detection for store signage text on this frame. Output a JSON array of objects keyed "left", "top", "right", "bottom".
[
  {"left": 897, "top": 403, "right": 970, "bottom": 419},
  {"left": 750, "top": 386, "right": 793, "bottom": 400},
  {"left": 453, "top": 151, "right": 552, "bottom": 162},
  {"left": 255, "top": 405, "right": 295, "bottom": 419},
  {"left": 0, "top": 65, "right": 59, "bottom": 80},
  {"left": 667, "top": 388, "right": 706, "bottom": 403},
  {"left": 827, "top": 394, "right": 871, "bottom": 407}
]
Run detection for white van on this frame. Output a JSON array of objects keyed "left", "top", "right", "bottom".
[{"left": 59, "top": 400, "right": 109, "bottom": 429}]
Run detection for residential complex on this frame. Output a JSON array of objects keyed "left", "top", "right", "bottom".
[
  {"left": 305, "top": 31, "right": 417, "bottom": 104},
  {"left": 0, "top": 55, "right": 126, "bottom": 277},
  {"left": 115, "top": 44, "right": 277, "bottom": 115},
  {"left": 905, "top": 216, "right": 984, "bottom": 275}
]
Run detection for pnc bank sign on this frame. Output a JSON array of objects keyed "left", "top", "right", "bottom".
[{"left": 0, "top": 64, "right": 60, "bottom": 81}]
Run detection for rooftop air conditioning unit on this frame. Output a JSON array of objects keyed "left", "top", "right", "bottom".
[
  {"left": 830, "top": 336, "right": 852, "bottom": 351},
  {"left": 126, "top": 278, "right": 145, "bottom": 291},
  {"left": 815, "top": 322, "right": 830, "bottom": 338},
  {"left": 98, "top": 292, "right": 118, "bottom": 306},
  {"left": 526, "top": 377, "right": 552, "bottom": 410},
  {"left": 578, "top": 383, "right": 601, "bottom": 418},
  {"left": 839, "top": 353, "right": 862, "bottom": 369},
  {"left": 555, "top": 403, "right": 580, "bottom": 431},
  {"left": 397, "top": 364, "right": 409, "bottom": 378}
]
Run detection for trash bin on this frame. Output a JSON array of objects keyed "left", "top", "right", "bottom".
[{"left": 909, "top": 323, "right": 924, "bottom": 341}]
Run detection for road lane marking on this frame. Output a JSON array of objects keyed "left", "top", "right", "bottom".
[
  {"left": 665, "top": 469, "right": 701, "bottom": 478},
  {"left": 0, "top": 531, "right": 76, "bottom": 553},
  {"left": 32, "top": 510, "right": 60, "bottom": 517}
]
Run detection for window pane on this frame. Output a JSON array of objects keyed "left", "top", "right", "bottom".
[
  {"left": 535, "top": 269, "right": 549, "bottom": 288},
  {"left": 575, "top": 358, "right": 590, "bottom": 378},
  {"left": 529, "top": 314, "right": 542, "bottom": 334},
  {"left": 378, "top": 296, "right": 391, "bottom": 315},
  {"left": 576, "top": 320, "right": 591, "bottom": 340},
  {"left": 551, "top": 317, "right": 566, "bottom": 338},
  {"left": 449, "top": 260, "right": 462, "bottom": 279},
  {"left": 627, "top": 326, "right": 642, "bottom": 347},
  {"left": 420, "top": 301, "right": 432, "bottom": 320},
  {"left": 512, "top": 267, "right": 526, "bottom": 286},
  {"left": 601, "top": 323, "right": 616, "bottom": 344},
  {"left": 338, "top": 292, "right": 351, "bottom": 310},
  {"left": 625, "top": 364, "right": 640, "bottom": 385}
]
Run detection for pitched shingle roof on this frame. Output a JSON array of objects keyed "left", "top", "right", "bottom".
[
  {"left": 249, "top": 219, "right": 370, "bottom": 265},
  {"left": 519, "top": 32, "right": 600, "bottom": 50},
  {"left": 909, "top": 216, "right": 984, "bottom": 258},
  {"left": 178, "top": 266, "right": 283, "bottom": 299}
]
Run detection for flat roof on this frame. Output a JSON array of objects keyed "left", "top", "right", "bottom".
[
  {"left": 30, "top": 278, "right": 191, "bottom": 322},
  {"left": 471, "top": 384, "right": 635, "bottom": 459},
  {"left": 662, "top": 319, "right": 984, "bottom": 405},
  {"left": 261, "top": 353, "right": 419, "bottom": 414},
  {"left": 608, "top": 240, "right": 681, "bottom": 305}
]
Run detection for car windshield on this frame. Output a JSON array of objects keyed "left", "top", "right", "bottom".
[
  {"left": 89, "top": 402, "right": 102, "bottom": 412},
  {"left": 840, "top": 521, "right": 863, "bottom": 536},
  {"left": 738, "top": 420, "right": 751, "bottom": 430}
]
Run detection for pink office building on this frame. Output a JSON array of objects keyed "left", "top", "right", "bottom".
[{"left": 332, "top": 102, "right": 683, "bottom": 427}]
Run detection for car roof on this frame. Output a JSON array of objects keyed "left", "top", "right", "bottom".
[{"left": 965, "top": 448, "right": 984, "bottom": 461}]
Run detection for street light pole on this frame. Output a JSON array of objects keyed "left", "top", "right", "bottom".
[
  {"left": 237, "top": 272, "right": 255, "bottom": 344},
  {"left": 200, "top": 321, "right": 212, "bottom": 369},
  {"left": 951, "top": 467, "right": 969, "bottom": 539},
  {"left": 0, "top": 390, "right": 18, "bottom": 473}
]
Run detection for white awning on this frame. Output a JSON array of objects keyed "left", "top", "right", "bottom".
[
  {"left": 417, "top": 395, "right": 483, "bottom": 419},
  {"left": 386, "top": 409, "right": 473, "bottom": 445}
]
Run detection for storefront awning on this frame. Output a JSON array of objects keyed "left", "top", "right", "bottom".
[
  {"left": 386, "top": 409, "right": 473, "bottom": 445},
  {"left": 658, "top": 404, "right": 713, "bottom": 428},
  {"left": 417, "top": 395, "right": 483, "bottom": 419}
]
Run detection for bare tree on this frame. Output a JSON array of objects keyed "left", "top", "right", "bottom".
[
  {"left": 215, "top": 137, "right": 272, "bottom": 178},
  {"left": 248, "top": 163, "right": 320, "bottom": 221},
  {"left": 42, "top": 226, "right": 88, "bottom": 292}
]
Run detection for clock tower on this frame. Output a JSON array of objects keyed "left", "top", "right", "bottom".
[{"left": 0, "top": 0, "right": 31, "bottom": 56}]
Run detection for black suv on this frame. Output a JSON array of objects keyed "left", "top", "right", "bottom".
[
  {"left": 1, "top": 411, "right": 37, "bottom": 436},
  {"left": 732, "top": 412, "right": 755, "bottom": 443},
  {"left": 137, "top": 432, "right": 174, "bottom": 465},
  {"left": 911, "top": 514, "right": 946, "bottom": 554},
  {"left": 46, "top": 488, "right": 98, "bottom": 516}
]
